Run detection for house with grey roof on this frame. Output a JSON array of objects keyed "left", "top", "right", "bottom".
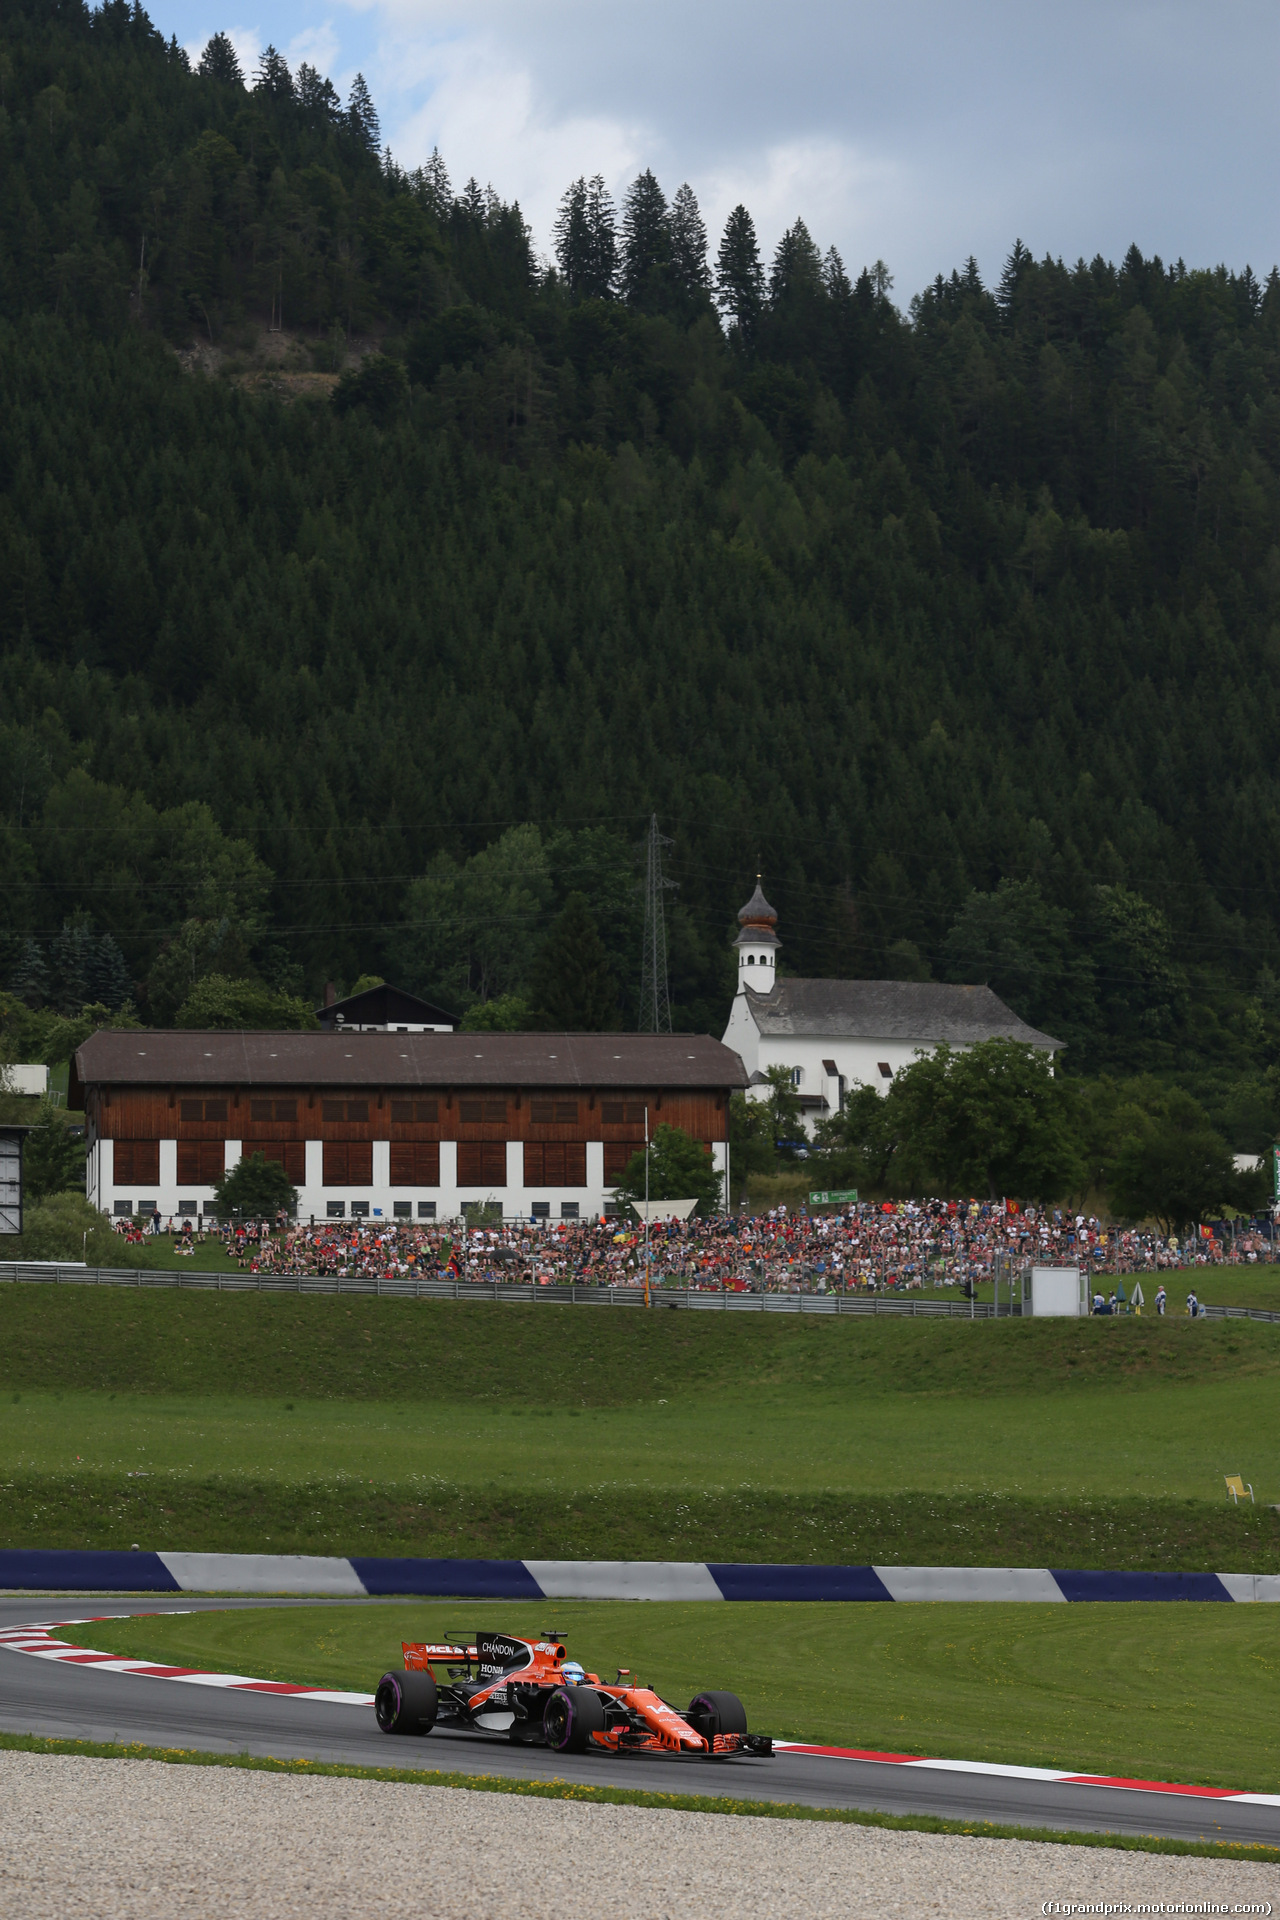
[{"left": 721, "top": 881, "right": 1062, "bottom": 1136}]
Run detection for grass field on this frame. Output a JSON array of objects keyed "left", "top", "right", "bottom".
[
  {"left": 3, "top": 1287, "right": 1280, "bottom": 1564},
  {"left": 6, "top": 1285, "right": 1280, "bottom": 1405},
  {"left": 4, "top": 1373, "right": 1280, "bottom": 1500},
  {"left": 79, "top": 1599, "right": 1280, "bottom": 1794}
]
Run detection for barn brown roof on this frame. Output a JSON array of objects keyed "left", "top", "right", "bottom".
[{"left": 74, "top": 1029, "right": 749, "bottom": 1092}]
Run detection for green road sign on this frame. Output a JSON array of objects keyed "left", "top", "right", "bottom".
[{"left": 809, "top": 1188, "right": 858, "bottom": 1205}]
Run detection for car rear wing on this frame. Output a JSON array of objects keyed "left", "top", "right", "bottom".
[{"left": 403, "top": 1641, "right": 478, "bottom": 1668}]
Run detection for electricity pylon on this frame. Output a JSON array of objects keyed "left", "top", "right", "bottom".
[{"left": 638, "top": 813, "right": 674, "bottom": 1032}]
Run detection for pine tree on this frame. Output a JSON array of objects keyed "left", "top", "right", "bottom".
[
  {"left": 669, "top": 183, "right": 709, "bottom": 301},
  {"left": 527, "top": 893, "right": 618, "bottom": 1029},
  {"left": 295, "top": 63, "right": 339, "bottom": 122},
  {"left": 88, "top": 933, "right": 133, "bottom": 1011},
  {"left": 254, "top": 45, "right": 294, "bottom": 103},
  {"left": 769, "top": 219, "right": 824, "bottom": 304},
  {"left": 584, "top": 175, "right": 618, "bottom": 299},
  {"left": 823, "top": 245, "right": 851, "bottom": 302},
  {"left": 715, "top": 205, "right": 764, "bottom": 340},
  {"left": 553, "top": 178, "right": 591, "bottom": 293},
  {"left": 9, "top": 939, "right": 48, "bottom": 1010},
  {"left": 620, "top": 169, "right": 670, "bottom": 306},
  {"left": 49, "top": 921, "right": 93, "bottom": 1014},
  {"left": 347, "top": 73, "right": 381, "bottom": 153},
  {"left": 997, "top": 239, "right": 1033, "bottom": 316},
  {"left": 420, "top": 147, "right": 452, "bottom": 219},
  {"left": 196, "top": 32, "right": 242, "bottom": 84},
  {"left": 553, "top": 175, "right": 617, "bottom": 299}
]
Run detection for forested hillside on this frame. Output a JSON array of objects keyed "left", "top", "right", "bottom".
[{"left": 3, "top": 0, "right": 1280, "bottom": 1146}]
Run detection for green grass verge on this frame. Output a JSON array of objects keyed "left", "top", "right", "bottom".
[
  {"left": 5, "top": 1284, "right": 1280, "bottom": 1406},
  {"left": 6, "top": 1373, "right": 1280, "bottom": 1504},
  {"left": 1, "top": 1732, "right": 1272, "bottom": 1862},
  {"left": 78, "top": 1599, "right": 1280, "bottom": 1797},
  {"left": 6, "top": 1291, "right": 1280, "bottom": 1562},
  {"left": 5, "top": 1471, "right": 1279, "bottom": 1568}
]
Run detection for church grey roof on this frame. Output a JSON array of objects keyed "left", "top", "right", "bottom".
[
  {"left": 733, "top": 923, "right": 780, "bottom": 949},
  {"left": 741, "top": 978, "right": 1062, "bottom": 1050}
]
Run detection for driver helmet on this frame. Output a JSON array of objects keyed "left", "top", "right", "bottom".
[{"left": 561, "top": 1661, "right": 587, "bottom": 1686}]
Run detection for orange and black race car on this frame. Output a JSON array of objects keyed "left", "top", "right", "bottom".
[{"left": 374, "top": 1629, "right": 773, "bottom": 1759}]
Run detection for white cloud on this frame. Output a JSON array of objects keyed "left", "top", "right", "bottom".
[
  {"left": 385, "top": 32, "right": 647, "bottom": 252},
  {"left": 287, "top": 20, "right": 343, "bottom": 73},
  {"left": 182, "top": 23, "right": 264, "bottom": 77},
  {"left": 697, "top": 138, "right": 913, "bottom": 279},
  {"left": 165, "top": 0, "right": 1280, "bottom": 295}
]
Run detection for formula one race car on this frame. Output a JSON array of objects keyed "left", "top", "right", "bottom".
[{"left": 374, "top": 1629, "right": 773, "bottom": 1760}]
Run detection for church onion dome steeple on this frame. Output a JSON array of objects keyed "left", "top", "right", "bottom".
[
  {"left": 738, "top": 879, "right": 777, "bottom": 930},
  {"left": 733, "top": 876, "right": 781, "bottom": 955}
]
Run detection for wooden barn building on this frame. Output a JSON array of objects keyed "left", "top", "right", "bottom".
[{"left": 72, "top": 1031, "right": 746, "bottom": 1223}]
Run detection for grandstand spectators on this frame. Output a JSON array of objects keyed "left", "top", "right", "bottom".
[{"left": 117, "top": 1199, "right": 1277, "bottom": 1288}]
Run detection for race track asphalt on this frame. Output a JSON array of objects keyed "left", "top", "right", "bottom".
[{"left": 1, "top": 1595, "right": 1277, "bottom": 1848}]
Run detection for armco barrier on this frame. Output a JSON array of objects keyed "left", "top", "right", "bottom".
[
  {"left": 3, "top": 1549, "right": 1280, "bottom": 1600},
  {"left": 0, "top": 1264, "right": 998, "bottom": 1315},
  {"left": 2, "top": 1263, "right": 1277, "bottom": 1321}
]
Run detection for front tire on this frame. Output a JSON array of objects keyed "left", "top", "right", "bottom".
[
  {"left": 688, "top": 1689, "right": 747, "bottom": 1747},
  {"left": 375, "top": 1668, "right": 438, "bottom": 1735},
  {"left": 543, "top": 1685, "right": 606, "bottom": 1754}
]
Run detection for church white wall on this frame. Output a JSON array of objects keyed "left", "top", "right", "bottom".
[
  {"left": 743, "top": 1036, "right": 933, "bottom": 1138},
  {"left": 722, "top": 996, "right": 760, "bottom": 1077}
]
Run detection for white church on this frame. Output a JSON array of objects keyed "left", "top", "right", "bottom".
[{"left": 721, "top": 880, "right": 1062, "bottom": 1138}]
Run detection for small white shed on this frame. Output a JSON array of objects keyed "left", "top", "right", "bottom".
[
  {"left": 0, "top": 1065, "right": 48, "bottom": 1096},
  {"left": 1021, "top": 1265, "right": 1087, "bottom": 1317}
]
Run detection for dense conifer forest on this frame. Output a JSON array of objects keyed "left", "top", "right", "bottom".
[{"left": 3, "top": 0, "right": 1280, "bottom": 1151}]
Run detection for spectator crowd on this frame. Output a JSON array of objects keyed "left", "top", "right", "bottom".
[{"left": 119, "top": 1197, "right": 1279, "bottom": 1291}]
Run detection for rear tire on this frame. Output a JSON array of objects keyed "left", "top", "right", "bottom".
[
  {"left": 543, "top": 1685, "right": 606, "bottom": 1754},
  {"left": 687, "top": 1689, "right": 747, "bottom": 1747},
  {"left": 375, "top": 1668, "right": 438, "bottom": 1735}
]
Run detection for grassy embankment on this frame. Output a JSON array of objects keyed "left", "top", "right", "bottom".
[
  {"left": 81, "top": 1598, "right": 1280, "bottom": 1795},
  {"left": 3, "top": 1286, "right": 1280, "bottom": 1564}
]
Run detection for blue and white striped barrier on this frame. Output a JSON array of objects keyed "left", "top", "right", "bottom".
[{"left": 1, "top": 1550, "right": 1279, "bottom": 1600}]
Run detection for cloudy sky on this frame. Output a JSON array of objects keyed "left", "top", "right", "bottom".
[{"left": 150, "top": 0, "right": 1279, "bottom": 301}]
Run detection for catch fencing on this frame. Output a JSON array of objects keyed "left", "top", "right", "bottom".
[{"left": 1, "top": 1262, "right": 1278, "bottom": 1322}]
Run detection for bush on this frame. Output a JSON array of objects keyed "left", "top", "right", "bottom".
[
  {"left": 331, "top": 354, "right": 409, "bottom": 423},
  {"left": 213, "top": 1151, "right": 297, "bottom": 1220},
  {"left": 613, "top": 1123, "right": 724, "bottom": 1214},
  {"left": 174, "top": 975, "right": 318, "bottom": 1030},
  {"left": 21, "top": 1099, "right": 86, "bottom": 1200},
  {"left": 12, "top": 1191, "right": 152, "bottom": 1266}
]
